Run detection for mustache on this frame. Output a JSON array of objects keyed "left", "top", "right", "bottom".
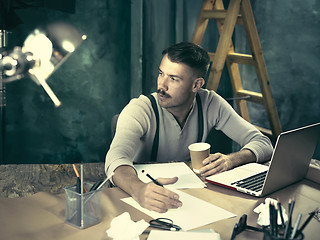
[{"left": 157, "top": 89, "right": 171, "bottom": 97}]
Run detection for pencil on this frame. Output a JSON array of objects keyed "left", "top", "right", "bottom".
[
  {"left": 284, "top": 198, "right": 295, "bottom": 238},
  {"left": 72, "top": 164, "right": 87, "bottom": 193},
  {"left": 142, "top": 170, "right": 163, "bottom": 187},
  {"left": 277, "top": 199, "right": 285, "bottom": 227},
  {"left": 290, "top": 213, "right": 302, "bottom": 239}
]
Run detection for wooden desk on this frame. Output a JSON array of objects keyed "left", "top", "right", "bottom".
[{"left": 0, "top": 179, "right": 319, "bottom": 240}]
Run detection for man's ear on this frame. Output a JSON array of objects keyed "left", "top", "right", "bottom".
[{"left": 192, "top": 78, "right": 205, "bottom": 92}]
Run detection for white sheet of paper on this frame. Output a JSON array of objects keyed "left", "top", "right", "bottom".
[
  {"left": 134, "top": 162, "right": 206, "bottom": 189},
  {"left": 147, "top": 230, "right": 222, "bottom": 240},
  {"left": 121, "top": 189, "right": 236, "bottom": 231}
]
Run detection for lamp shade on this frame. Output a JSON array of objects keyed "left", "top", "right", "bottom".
[
  {"left": 22, "top": 22, "right": 86, "bottom": 106},
  {"left": 23, "top": 22, "right": 86, "bottom": 85}
]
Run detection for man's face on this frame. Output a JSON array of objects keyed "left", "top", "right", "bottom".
[{"left": 157, "top": 54, "right": 196, "bottom": 112}]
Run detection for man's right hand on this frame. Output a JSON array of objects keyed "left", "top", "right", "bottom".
[
  {"left": 112, "top": 166, "right": 182, "bottom": 213},
  {"left": 134, "top": 177, "right": 182, "bottom": 213}
]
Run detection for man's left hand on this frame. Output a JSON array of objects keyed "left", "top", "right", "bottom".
[
  {"left": 199, "top": 149, "right": 257, "bottom": 177},
  {"left": 199, "top": 152, "right": 232, "bottom": 177}
]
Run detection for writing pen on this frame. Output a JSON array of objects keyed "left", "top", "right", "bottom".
[
  {"left": 297, "top": 208, "right": 317, "bottom": 236},
  {"left": 142, "top": 170, "right": 163, "bottom": 187}
]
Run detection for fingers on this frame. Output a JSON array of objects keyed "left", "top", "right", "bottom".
[
  {"left": 157, "top": 176, "right": 178, "bottom": 185},
  {"left": 200, "top": 153, "right": 229, "bottom": 177},
  {"left": 139, "top": 181, "right": 182, "bottom": 213},
  {"left": 202, "top": 153, "right": 221, "bottom": 165}
]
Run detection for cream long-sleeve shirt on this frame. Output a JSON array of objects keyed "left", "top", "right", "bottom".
[{"left": 105, "top": 88, "right": 273, "bottom": 178}]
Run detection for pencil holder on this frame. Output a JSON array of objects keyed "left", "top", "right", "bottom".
[
  {"left": 263, "top": 227, "right": 304, "bottom": 240},
  {"left": 64, "top": 183, "right": 102, "bottom": 229}
]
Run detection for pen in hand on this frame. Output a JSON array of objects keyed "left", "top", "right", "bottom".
[{"left": 142, "top": 170, "right": 163, "bottom": 187}]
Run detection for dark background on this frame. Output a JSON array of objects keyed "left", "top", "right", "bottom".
[{"left": 1, "top": 0, "right": 319, "bottom": 164}]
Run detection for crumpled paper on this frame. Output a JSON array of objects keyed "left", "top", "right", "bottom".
[
  {"left": 106, "top": 212, "right": 149, "bottom": 240},
  {"left": 253, "top": 198, "right": 288, "bottom": 226}
]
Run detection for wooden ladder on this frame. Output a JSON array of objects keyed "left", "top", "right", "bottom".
[{"left": 192, "top": 0, "right": 282, "bottom": 139}]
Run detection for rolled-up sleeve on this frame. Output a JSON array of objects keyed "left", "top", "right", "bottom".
[
  {"left": 105, "top": 96, "right": 154, "bottom": 183},
  {"left": 207, "top": 92, "right": 273, "bottom": 162}
]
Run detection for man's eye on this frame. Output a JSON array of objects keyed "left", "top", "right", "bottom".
[{"left": 170, "top": 77, "right": 177, "bottom": 81}]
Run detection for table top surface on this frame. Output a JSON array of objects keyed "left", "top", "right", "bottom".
[{"left": 0, "top": 178, "right": 319, "bottom": 240}]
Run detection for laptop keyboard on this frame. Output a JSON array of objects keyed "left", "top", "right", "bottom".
[{"left": 231, "top": 171, "right": 267, "bottom": 192}]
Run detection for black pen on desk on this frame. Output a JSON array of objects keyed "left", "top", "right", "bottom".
[
  {"left": 297, "top": 208, "right": 317, "bottom": 236},
  {"left": 142, "top": 170, "right": 163, "bottom": 187}
]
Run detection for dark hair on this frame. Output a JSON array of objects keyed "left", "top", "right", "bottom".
[{"left": 162, "top": 42, "right": 210, "bottom": 78}]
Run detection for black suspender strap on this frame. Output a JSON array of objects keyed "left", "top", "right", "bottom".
[
  {"left": 147, "top": 92, "right": 203, "bottom": 162},
  {"left": 196, "top": 92, "right": 203, "bottom": 142},
  {"left": 146, "top": 95, "right": 159, "bottom": 162}
]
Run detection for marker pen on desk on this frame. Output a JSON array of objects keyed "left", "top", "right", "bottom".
[
  {"left": 297, "top": 208, "right": 317, "bottom": 236},
  {"left": 142, "top": 170, "right": 163, "bottom": 187}
]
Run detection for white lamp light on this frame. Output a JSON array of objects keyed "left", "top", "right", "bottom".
[{"left": 0, "top": 22, "right": 86, "bottom": 107}]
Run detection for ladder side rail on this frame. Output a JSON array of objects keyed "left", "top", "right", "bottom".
[
  {"left": 206, "top": 0, "right": 241, "bottom": 91},
  {"left": 241, "top": 0, "right": 282, "bottom": 136},
  {"left": 191, "top": 0, "right": 216, "bottom": 45}
]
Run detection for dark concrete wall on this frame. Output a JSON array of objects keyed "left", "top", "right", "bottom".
[
  {"left": 2, "top": 0, "right": 131, "bottom": 164},
  {"left": 1, "top": 0, "right": 319, "bottom": 164},
  {"left": 236, "top": 0, "right": 320, "bottom": 157}
]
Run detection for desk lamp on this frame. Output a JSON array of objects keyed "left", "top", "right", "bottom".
[{"left": 0, "top": 22, "right": 86, "bottom": 107}]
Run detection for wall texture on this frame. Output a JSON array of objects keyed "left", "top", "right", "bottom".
[
  {"left": 1, "top": 0, "right": 319, "bottom": 164},
  {"left": 2, "top": 0, "right": 131, "bottom": 164}
]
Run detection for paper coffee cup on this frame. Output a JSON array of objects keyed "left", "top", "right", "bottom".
[{"left": 188, "top": 142, "right": 211, "bottom": 173}]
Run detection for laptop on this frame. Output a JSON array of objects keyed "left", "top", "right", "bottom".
[{"left": 206, "top": 122, "right": 320, "bottom": 197}]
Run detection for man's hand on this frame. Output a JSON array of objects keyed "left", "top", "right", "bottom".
[
  {"left": 134, "top": 177, "right": 182, "bottom": 213},
  {"left": 112, "top": 166, "right": 182, "bottom": 213},
  {"left": 199, "top": 153, "right": 232, "bottom": 177},
  {"left": 199, "top": 149, "right": 257, "bottom": 177}
]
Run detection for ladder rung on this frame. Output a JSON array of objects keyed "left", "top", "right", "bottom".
[
  {"left": 202, "top": 10, "right": 243, "bottom": 24},
  {"left": 227, "top": 53, "right": 255, "bottom": 65},
  {"left": 202, "top": 9, "right": 228, "bottom": 19},
  {"left": 254, "top": 125, "right": 273, "bottom": 138},
  {"left": 236, "top": 89, "right": 264, "bottom": 104}
]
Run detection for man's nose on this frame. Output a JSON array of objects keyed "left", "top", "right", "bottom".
[{"left": 158, "top": 75, "right": 169, "bottom": 90}]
